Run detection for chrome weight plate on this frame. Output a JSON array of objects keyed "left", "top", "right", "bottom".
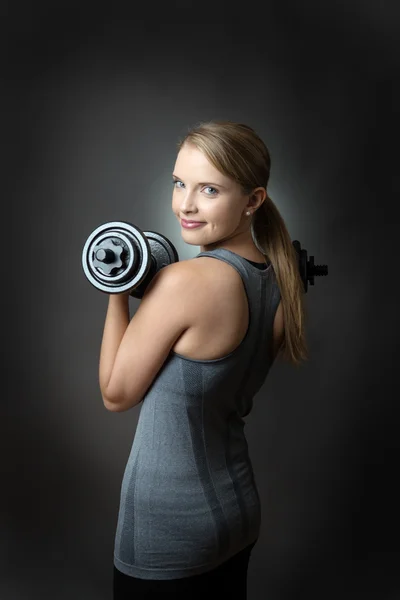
[{"left": 82, "top": 221, "right": 151, "bottom": 294}]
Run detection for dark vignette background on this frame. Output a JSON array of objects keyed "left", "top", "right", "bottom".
[{"left": 2, "top": 2, "right": 399, "bottom": 599}]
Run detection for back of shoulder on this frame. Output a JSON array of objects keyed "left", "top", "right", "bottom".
[
  {"left": 187, "top": 256, "right": 242, "bottom": 286},
  {"left": 163, "top": 259, "right": 209, "bottom": 297},
  {"left": 174, "top": 256, "right": 240, "bottom": 303}
]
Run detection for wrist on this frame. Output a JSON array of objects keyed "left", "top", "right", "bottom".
[{"left": 109, "top": 292, "right": 130, "bottom": 301}]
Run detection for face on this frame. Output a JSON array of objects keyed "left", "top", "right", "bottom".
[{"left": 172, "top": 144, "right": 255, "bottom": 253}]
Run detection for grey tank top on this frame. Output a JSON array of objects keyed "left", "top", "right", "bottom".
[{"left": 113, "top": 247, "right": 281, "bottom": 580}]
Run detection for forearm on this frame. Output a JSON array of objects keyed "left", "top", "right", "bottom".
[{"left": 99, "top": 294, "right": 130, "bottom": 394}]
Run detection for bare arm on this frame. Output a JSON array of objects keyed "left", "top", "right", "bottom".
[{"left": 99, "top": 294, "right": 131, "bottom": 401}]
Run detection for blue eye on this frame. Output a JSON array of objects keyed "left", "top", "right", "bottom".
[
  {"left": 204, "top": 186, "right": 218, "bottom": 196},
  {"left": 172, "top": 180, "right": 218, "bottom": 196}
]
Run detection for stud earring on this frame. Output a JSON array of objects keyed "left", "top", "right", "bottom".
[{"left": 246, "top": 211, "right": 251, "bottom": 216}]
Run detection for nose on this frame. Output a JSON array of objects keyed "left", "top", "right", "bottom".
[{"left": 179, "top": 189, "right": 198, "bottom": 214}]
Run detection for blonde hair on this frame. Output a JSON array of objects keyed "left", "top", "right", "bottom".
[{"left": 176, "top": 119, "right": 309, "bottom": 367}]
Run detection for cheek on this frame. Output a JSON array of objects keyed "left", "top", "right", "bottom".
[{"left": 213, "top": 207, "right": 234, "bottom": 223}]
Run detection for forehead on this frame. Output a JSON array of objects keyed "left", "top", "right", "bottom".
[{"left": 174, "top": 145, "right": 227, "bottom": 182}]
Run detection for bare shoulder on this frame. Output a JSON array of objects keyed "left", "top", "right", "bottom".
[
  {"left": 173, "top": 256, "right": 243, "bottom": 308},
  {"left": 185, "top": 256, "right": 248, "bottom": 317},
  {"left": 185, "top": 256, "right": 243, "bottom": 286},
  {"left": 165, "top": 258, "right": 208, "bottom": 285},
  {"left": 157, "top": 259, "right": 214, "bottom": 299}
]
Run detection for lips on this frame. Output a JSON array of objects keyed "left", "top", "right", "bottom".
[{"left": 181, "top": 219, "right": 206, "bottom": 229}]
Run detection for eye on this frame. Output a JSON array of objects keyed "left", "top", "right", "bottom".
[
  {"left": 204, "top": 186, "right": 218, "bottom": 196},
  {"left": 172, "top": 180, "right": 218, "bottom": 196},
  {"left": 172, "top": 179, "right": 184, "bottom": 189}
]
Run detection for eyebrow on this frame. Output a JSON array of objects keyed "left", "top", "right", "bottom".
[{"left": 172, "top": 173, "right": 227, "bottom": 189}]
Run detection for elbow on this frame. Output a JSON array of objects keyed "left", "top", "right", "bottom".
[
  {"left": 102, "top": 391, "right": 123, "bottom": 412},
  {"left": 101, "top": 378, "right": 126, "bottom": 411},
  {"left": 104, "top": 402, "right": 122, "bottom": 412},
  {"left": 101, "top": 382, "right": 142, "bottom": 411},
  {"left": 102, "top": 391, "right": 138, "bottom": 412}
]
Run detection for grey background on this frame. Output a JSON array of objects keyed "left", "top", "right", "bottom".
[{"left": 3, "top": 2, "right": 399, "bottom": 599}]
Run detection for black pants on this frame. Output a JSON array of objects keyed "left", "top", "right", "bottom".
[{"left": 113, "top": 539, "right": 257, "bottom": 600}]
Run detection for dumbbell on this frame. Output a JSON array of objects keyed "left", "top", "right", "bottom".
[
  {"left": 82, "top": 221, "right": 179, "bottom": 299},
  {"left": 292, "top": 239, "right": 328, "bottom": 293},
  {"left": 81, "top": 221, "right": 328, "bottom": 298}
]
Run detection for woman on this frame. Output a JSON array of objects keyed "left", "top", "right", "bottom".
[{"left": 99, "top": 120, "right": 308, "bottom": 599}]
